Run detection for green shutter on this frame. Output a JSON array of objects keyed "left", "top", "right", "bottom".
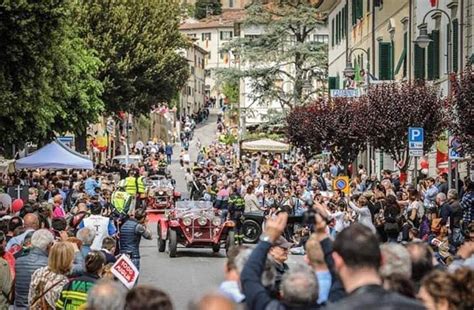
[
  {"left": 429, "top": 30, "right": 440, "bottom": 80},
  {"left": 394, "top": 44, "right": 407, "bottom": 75},
  {"left": 452, "top": 19, "right": 459, "bottom": 73},
  {"left": 352, "top": 0, "right": 356, "bottom": 24},
  {"left": 414, "top": 45, "right": 426, "bottom": 80},
  {"left": 328, "top": 77, "right": 337, "bottom": 90},
  {"left": 379, "top": 42, "right": 392, "bottom": 80},
  {"left": 332, "top": 19, "right": 335, "bottom": 47},
  {"left": 336, "top": 13, "right": 340, "bottom": 44},
  {"left": 357, "top": 0, "right": 363, "bottom": 20}
]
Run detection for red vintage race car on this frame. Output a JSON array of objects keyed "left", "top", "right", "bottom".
[
  {"left": 157, "top": 201, "right": 235, "bottom": 257},
  {"left": 145, "top": 176, "right": 180, "bottom": 213}
]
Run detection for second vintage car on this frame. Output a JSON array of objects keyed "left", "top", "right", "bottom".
[{"left": 157, "top": 201, "right": 235, "bottom": 257}]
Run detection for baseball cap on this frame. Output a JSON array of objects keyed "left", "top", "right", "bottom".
[{"left": 273, "top": 236, "right": 293, "bottom": 249}]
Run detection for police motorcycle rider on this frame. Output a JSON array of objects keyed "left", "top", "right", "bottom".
[{"left": 119, "top": 208, "right": 152, "bottom": 271}]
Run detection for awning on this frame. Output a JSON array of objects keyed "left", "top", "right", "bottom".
[
  {"left": 15, "top": 140, "right": 93, "bottom": 170},
  {"left": 241, "top": 139, "right": 290, "bottom": 153}
]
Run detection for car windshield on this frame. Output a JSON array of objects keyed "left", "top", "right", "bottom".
[
  {"left": 175, "top": 201, "right": 214, "bottom": 218},
  {"left": 149, "top": 178, "right": 172, "bottom": 188}
]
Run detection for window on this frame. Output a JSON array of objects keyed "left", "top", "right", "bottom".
[
  {"left": 314, "top": 35, "right": 329, "bottom": 44},
  {"left": 328, "top": 76, "right": 337, "bottom": 90},
  {"left": 220, "top": 31, "right": 233, "bottom": 40},
  {"left": 229, "top": 0, "right": 234, "bottom": 7},
  {"left": 379, "top": 42, "right": 393, "bottom": 80},
  {"left": 202, "top": 33, "right": 211, "bottom": 41},
  {"left": 414, "top": 45, "right": 426, "bottom": 80},
  {"left": 394, "top": 32, "right": 408, "bottom": 78},
  {"left": 187, "top": 33, "right": 196, "bottom": 38},
  {"left": 352, "top": 0, "right": 363, "bottom": 25},
  {"left": 427, "top": 30, "right": 440, "bottom": 80},
  {"left": 331, "top": 19, "right": 335, "bottom": 47}
]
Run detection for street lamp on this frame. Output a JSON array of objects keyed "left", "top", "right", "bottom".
[
  {"left": 415, "top": 8, "right": 454, "bottom": 191},
  {"left": 343, "top": 61, "right": 355, "bottom": 77},
  {"left": 414, "top": 24, "right": 432, "bottom": 49}
]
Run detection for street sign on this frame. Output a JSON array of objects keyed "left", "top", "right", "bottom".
[
  {"left": 408, "top": 127, "right": 424, "bottom": 157},
  {"left": 333, "top": 176, "right": 350, "bottom": 195},
  {"left": 330, "top": 89, "right": 360, "bottom": 97},
  {"left": 409, "top": 149, "right": 424, "bottom": 157},
  {"left": 449, "top": 136, "right": 463, "bottom": 160},
  {"left": 111, "top": 254, "right": 139, "bottom": 289}
]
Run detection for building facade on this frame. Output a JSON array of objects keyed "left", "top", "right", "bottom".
[
  {"left": 181, "top": 0, "right": 251, "bottom": 9},
  {"left": 180, "top": 10, "right": 245, "bottom": 100},
  {"left": 179, "top": 41, "right": 208, "bottom": 118},
  {"left": 321, "top": 0, "right": 474, "bottom": 176}
]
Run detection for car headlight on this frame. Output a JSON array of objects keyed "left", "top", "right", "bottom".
[
  {"left": 198, "top": 217, "right": 208, "bottom": 226},
  {"left": 158, "top": 191, "right": 164, "bottom": 195},
  {"left": 212, "top": 217, "right": 221, "bottom": 226},
  {"left": 183, "top": 217, "right": 192, "bottom": 226}
]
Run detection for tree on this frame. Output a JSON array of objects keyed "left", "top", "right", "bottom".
[
  {"left": 286, "top": 97, "right": 367, "bottom": 167},
  {"left": 221, "top": 79, "right": 240, "bottom": 105},
  {"left": 0, "top": 0, "right": 104, "bottom": 151},
  {"left": 195, "top": 0, "right": 222, "bottom": 20},
  {"left": 449, "top": 66, "right": 474, "bottom": 154},
  {"left": 76, "top": 0, "right": 190, "bottom": 115},
  {"left": 218, "top": 0, "right": 327, "bottom": 110},
  {"left": 361, "top": 83, "right": 446, "bottom": 171}
]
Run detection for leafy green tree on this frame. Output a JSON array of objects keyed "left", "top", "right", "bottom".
[
  {"left": 0, "top": 0, "right": 104, "bottom": 151},
  {"left": 195, "top": 0, "right": 222, "bottom": 20},
  {"left": 76, "top": 0, "right": 190, "bottom": 115},
  {"left": 221, "top": 79, "right": 240, "bottom": 105},
  {"left": 218, "top": 0, "right": 327, "bottom": 110}
]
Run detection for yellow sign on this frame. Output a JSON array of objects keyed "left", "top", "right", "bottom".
[{"left": 333, "top": 176, "right": 350, "bottom": 195}]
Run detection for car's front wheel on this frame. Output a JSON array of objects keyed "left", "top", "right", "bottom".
[
  {"left": 242, "top": 219, "right": 262, "bottom": 243},
  {"left": 212, "top": 243, "right": 220, "bottom": 253},
  {"left": 168, "top": 229, "right": 177, "bottom": 258}
]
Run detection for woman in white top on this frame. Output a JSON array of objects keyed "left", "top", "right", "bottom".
[
  {"left": 348, "top": 196, "right": 376, "bottom": 233},
  {"left": 244, "top": 185, "right": 263, "bottom": 214}
]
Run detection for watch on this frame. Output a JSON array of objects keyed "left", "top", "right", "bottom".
[{"left": 259, "top": 233, "right": 272, "bottom": 244}]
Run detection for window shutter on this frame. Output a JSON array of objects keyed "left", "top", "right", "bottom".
[
  {"left": 328, "top": 77, "right": 337, "bottom": 90},
  {"left": 332, "top": 19, "right": 335, "bottom": 47},
  {"left": 220, "top": 31, "right": 223, "bottom": 40},
  {"left": 352, "top": 0, "right": 356, "bottom": 24},
  {"left": 336, "top": 13, "right": 340, "bottom": 44},
  {"left": 414, "top": 45, "right": 426, "bottom": 80},
  {"left": 427, "top": 31, "right": 440, "bottom": 80},
  {"left": 379, "top": 42, "right": 392, "bottom": 80},
  {"left": 452, "top": 19, "right": 459, "bottom": 73}
]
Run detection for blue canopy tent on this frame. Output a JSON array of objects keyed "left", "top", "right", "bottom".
[{"left": 15, "top": 140, "right": 93, "bottom": 170}]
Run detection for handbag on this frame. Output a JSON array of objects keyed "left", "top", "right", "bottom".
[
  {"left": 31, "top": 278, "right": 64, "bottom": 310},
  {"left": 431, "top": 218, "right": 443, "bottom": 234}
]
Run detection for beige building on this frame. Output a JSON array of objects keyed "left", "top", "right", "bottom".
[
  {"left": 179, "top": 40, "right": 208, "bottom": 118},
  {"left": 180, "top": 10, "right": 245, "bottom": 99}
]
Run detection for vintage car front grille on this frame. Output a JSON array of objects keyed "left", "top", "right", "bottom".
[{"left": 190, "top": 218, "right": 214, "bottom": 240}]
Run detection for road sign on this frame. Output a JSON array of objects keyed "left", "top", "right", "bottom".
[
  {"left": 449, "top": 136, "right": 463, "bottom": 160},
  {"left": 408, "top": 127, "right": 424, "bottom": 157},
  {"left": 409, "top": 149, "right": 424, "bottom": 157},
  {"left": 111, "top": 254, "right": 139, "bottom": 289},
  {"left": 333, "top": 176, "right": 350, "bottom": 195},
  {"left": 330, "top": 89, "right": 360, "bottom": 97}
]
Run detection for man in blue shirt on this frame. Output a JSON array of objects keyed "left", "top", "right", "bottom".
[
  {"left": 85, "top": 171, "right": 101, "bottom": 197},
  {"left": 165, "top": 143, "right": 173, "bottom": 164}
]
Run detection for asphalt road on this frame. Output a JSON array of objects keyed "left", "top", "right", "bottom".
[
  {"left": 138, "top": 110, "right": 303, "bottom": 308},
  {"left": 138, "top": 110, "right": 226, "bottom": 309}
]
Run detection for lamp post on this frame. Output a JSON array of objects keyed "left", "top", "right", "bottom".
[
  {"left": 415, "top": 8, "right": 454, "bottom": 190},
  {"left": 343, "top": 47, "right": 373, "bottom": 175}
]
